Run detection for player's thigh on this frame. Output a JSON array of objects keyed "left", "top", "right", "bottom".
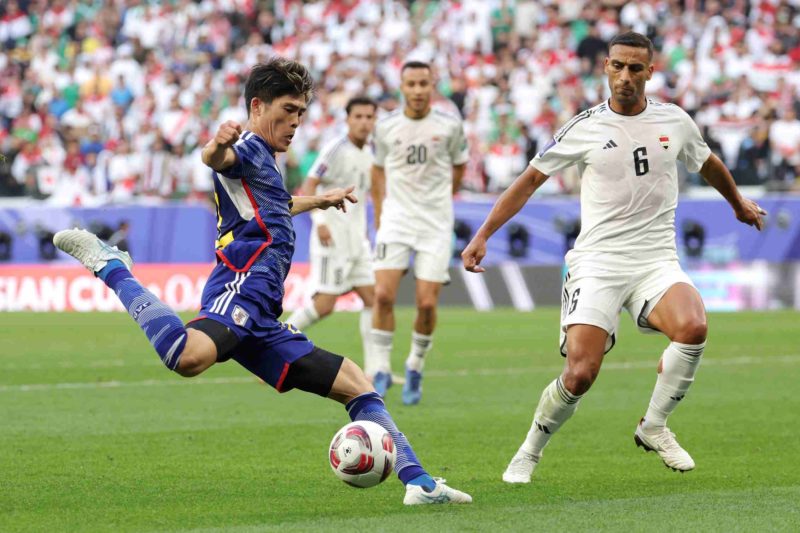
[
  {"left": 328, "top": 356, "right": 374, "bottom": 404},
  {"left": 230, "top": 321, "right": 316, "bottom": 392},
  {"left": 626, "top": 262, "right": 706, "bottom": 340},
  {"left": 646, "top": 284, "right": 707, "bottom": 343},
  {"left": 353, "top": 284, "right": 375, "bottom": 307},
  {"left": 563, "top": 323, "right": 609, "bottom": 380},
  {"left": 559, "top": 270, "right": 626, "bottom": 357}
]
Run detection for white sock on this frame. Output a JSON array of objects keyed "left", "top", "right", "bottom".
[
  {"left": 360, "top": 308, "right": 375, "bottom": 376},
  {"left": 521, "top": 377, "right": 582, "bottom": 458},
  {"left": 285, "top": 303, "right": 320, "bottom": 331},
  {"left": 370, "top": 328, "right": 393, "bottom": 375},
  {"left": 642, "top": 341, "right": 705, "bottom": 431},
  {"left": 405, "top": 331, "right": 433, "bottom": 372}
]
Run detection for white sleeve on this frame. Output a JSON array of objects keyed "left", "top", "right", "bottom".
[
  {"left": 677, "top": 110, "right": 712, "bottom": 173},
  {"left": 307, "top": 143, "right": 337, "bottom": 185},
  {"left": 372, "top": 125, "right": 388, "bottom": 167},
  {"left": 529, "top": 116, "right": 590, "bottom": 176},
  {"left": 448, "top": 121, "right": 469, "bottom": 165}
]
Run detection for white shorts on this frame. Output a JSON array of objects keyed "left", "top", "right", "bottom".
[
  {"left": 559, "top": 260, "right": 695, "bottom": 356},
  {"left": 309, "top": 242, "right": 374, "bottom": 295},
  {"left": 373, "top": 230, "right": 452, "bottom": 283}
]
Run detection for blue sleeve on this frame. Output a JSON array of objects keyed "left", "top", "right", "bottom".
[{"left": 219, "top": 137, "right": 262, "bottom": 179}]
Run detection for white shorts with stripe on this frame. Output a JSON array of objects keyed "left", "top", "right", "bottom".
[{"left": 559, "top": 260, "right": 695, "bottom": 356}]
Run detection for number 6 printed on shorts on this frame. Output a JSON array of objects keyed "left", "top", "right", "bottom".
[{"left": 568, "top": 288, "right": 581, "bottom": 315}]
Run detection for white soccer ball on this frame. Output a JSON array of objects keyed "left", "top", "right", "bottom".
[{"left": 328, "top": 421, "right": 396, "bottom": 488}]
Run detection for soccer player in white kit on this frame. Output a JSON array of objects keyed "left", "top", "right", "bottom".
[
  {"left": 462, "top": 32, "right": 767, "bottom": 481},
  {"left": 370, "top": 61, "right": 469, "bottom": 404},
  {"left": 287, "top": 97, "right": 378, "bottom": 375}
]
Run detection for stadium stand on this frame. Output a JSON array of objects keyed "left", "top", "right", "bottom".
[{"left": 1, "top": 0, "right": 798, "bottom": 203}]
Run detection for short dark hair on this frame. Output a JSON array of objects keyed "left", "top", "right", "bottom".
[
  {"left": 345, "top": 96, "right": 377, "bottom": 115},
  {"left": 244, "top": 57, "right": 314, "bottom": 117},
  {"left": 609, "top": 31, "right": 654, "bottom": 61},
  {"left": 401, "top": 60, "right": 431, "bottom": 74}
]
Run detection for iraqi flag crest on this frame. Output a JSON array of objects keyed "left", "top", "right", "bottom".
[{"left": 659, "top": 134, "right": 670, "bottom": 150}]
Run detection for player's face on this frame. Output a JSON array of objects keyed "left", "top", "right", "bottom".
[
  {"left": 400, "top": 67, "right": 433, "bottom": 116},
  {"left": 250, "top": 94, "right": 308, "bottom": 152},
  {"left": 346, "top": 104, "right": 377, "bottom": 144},
  {"left": 604, "top": 45, "right": 653, "bottom": 108}
]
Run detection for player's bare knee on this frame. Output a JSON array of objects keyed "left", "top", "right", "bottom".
[
  {"left": 315, "top": 299, "right": 336, "bottom": 318},
  {"left": 374, "top": 287, "right": 396, "bottom": 310},
  {"left": 173, "top": 331, "right": 216, "bottom": 377},
  {"left": 563, "top": 362, "right": 599, "bottom": 395},
  {"left": 175, "top": 351, "right": 204, "bottom": 377},
  {"left": 674, "top": 317, "right": 707, "bottom": 344}
]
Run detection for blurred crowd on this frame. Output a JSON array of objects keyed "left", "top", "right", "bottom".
[{"left": 1, "top": 0, "right": 799, "bottom": 205}]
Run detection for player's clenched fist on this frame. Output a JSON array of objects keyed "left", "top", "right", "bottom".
[
  {"left": 215, "top": 121, "right": 243, "bottom": 146},
  {"left": 461, "top": 236, "right": 487, "bottom": 273}
]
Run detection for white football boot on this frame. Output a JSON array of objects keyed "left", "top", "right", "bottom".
[
  {"left": 403, "top": 478, "right": 472, "bottom": 505},
  {"left": 634, "top": 421, "right": 695, "bottom": 472},
  {"left": 54, "top": 228, "right": 133, "bottom": 274},
  {"left": 502, "top": 449, "right": 540, "bottom": 484}
]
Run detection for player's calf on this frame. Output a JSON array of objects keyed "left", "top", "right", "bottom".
[{"left": 54, "top": 229, "right": 189, "bottom": 372}]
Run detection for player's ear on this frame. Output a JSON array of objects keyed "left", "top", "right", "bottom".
[{"left": 647, "top": 64, "right": 654, "bottom": 80}]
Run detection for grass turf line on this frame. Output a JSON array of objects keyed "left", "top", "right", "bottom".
[{"left": 1, "top": 309, "right": 798, "bottom": 531}]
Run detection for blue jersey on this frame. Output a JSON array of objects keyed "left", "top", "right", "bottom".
[{"left": 212, "top": 130, "right": 295, "bottom": 303}]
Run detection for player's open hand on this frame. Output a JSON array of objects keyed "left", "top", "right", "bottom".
[
  {"left": 214, "top": 121, "right": 242, "bottom": 147},
  {"left": 461, "top": 236, "right": 487, "bottom": 273},
  {"left": 734, "top": 198, "right": 767, "bottom": 231},
  {"left": 320, "top": 186, "right": 357, "bottom": 212}
]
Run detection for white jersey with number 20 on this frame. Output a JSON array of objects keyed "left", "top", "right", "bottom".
[
  {"left": 373, "top": 109, "right": 469, "bottom": 235},
  {"left": 531, "top": 99, "right": 712, "bottom": 269}
]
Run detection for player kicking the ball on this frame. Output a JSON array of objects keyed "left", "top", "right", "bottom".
[
  {"left": 287, "top": 97, "right": 378, "bottom": 379},
  {"left": 54, "top": 58, "right": 470, "bottom": 505},
  {"left": 461, "top": 32, "right": 766, "bottom": 482}
]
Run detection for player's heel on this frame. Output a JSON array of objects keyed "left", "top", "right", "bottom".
[{"left": 634, "top": 434, "right": 655, "bottom": 452}]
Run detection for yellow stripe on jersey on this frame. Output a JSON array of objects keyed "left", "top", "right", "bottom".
[{"left": 216, "top": 230, "right": 234, "bottom": 250}]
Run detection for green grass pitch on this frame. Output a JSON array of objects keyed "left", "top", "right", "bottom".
[{"left": 2, "top": 309, "right": 799, "bottom": 531}]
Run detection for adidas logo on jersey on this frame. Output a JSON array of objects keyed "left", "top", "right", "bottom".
[{"left": 602, "top": 140, "right": 618, "bottom": 150}]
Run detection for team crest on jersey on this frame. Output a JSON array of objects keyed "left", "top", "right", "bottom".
[
  {"left": 659, "top": 134, "right": 670, "bottom": 150},
  {"left": 232, "top": 305, "right": 249, "bottom": 326}
]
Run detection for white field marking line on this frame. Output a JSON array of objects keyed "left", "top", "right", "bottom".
[{"left": 1, "top": 354, "right": 798, "bottom": 393}]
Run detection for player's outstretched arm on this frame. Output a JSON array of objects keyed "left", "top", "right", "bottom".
[
  {"left": 462, "top": 165, "right": 549, "bottom": 272},
  {"left": 699, "top": 153, "right": 767, "bottom": 231},
  {"left": 371, "top": 165, "right": 386, "bottom": 230},
  {"left": 291, "top": 186, "right": 357, "bottom": 216},
  {"left": 202, "top": 121, "right": 242, "bottom": 171}
]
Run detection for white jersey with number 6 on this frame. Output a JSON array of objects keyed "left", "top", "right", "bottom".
[
  {"left": 373, "top": 109, "right": 469, "bottom": 236},
  {"left": 531, "top": 98, "right": 712, "bottom": 269}
]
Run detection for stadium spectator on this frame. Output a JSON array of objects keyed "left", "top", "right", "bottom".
[{"left": 0, "top": 0, "right": 798, "bottom": 201}]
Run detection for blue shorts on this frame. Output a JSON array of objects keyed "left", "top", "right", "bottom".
[{"left": 193, "top": 262, "right": 315, "bottom": 391}]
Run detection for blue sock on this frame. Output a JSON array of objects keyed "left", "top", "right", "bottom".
[
  {"left": 97, "top": 259, "right": 127, "bottom": 281},
  {"left": 101, "top": 265, "right": 187, "bottom": 370},
  {"left": 346, "top": 392, "right": 432, "bottom": 487}
]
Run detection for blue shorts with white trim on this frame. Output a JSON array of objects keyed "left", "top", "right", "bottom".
[{"left": 194, "top": 261, "right": 315, "bottom": 391}]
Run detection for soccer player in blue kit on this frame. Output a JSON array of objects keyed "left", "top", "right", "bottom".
[{"left": 53, "top": 58, "right": 471, "bottom": 505}]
